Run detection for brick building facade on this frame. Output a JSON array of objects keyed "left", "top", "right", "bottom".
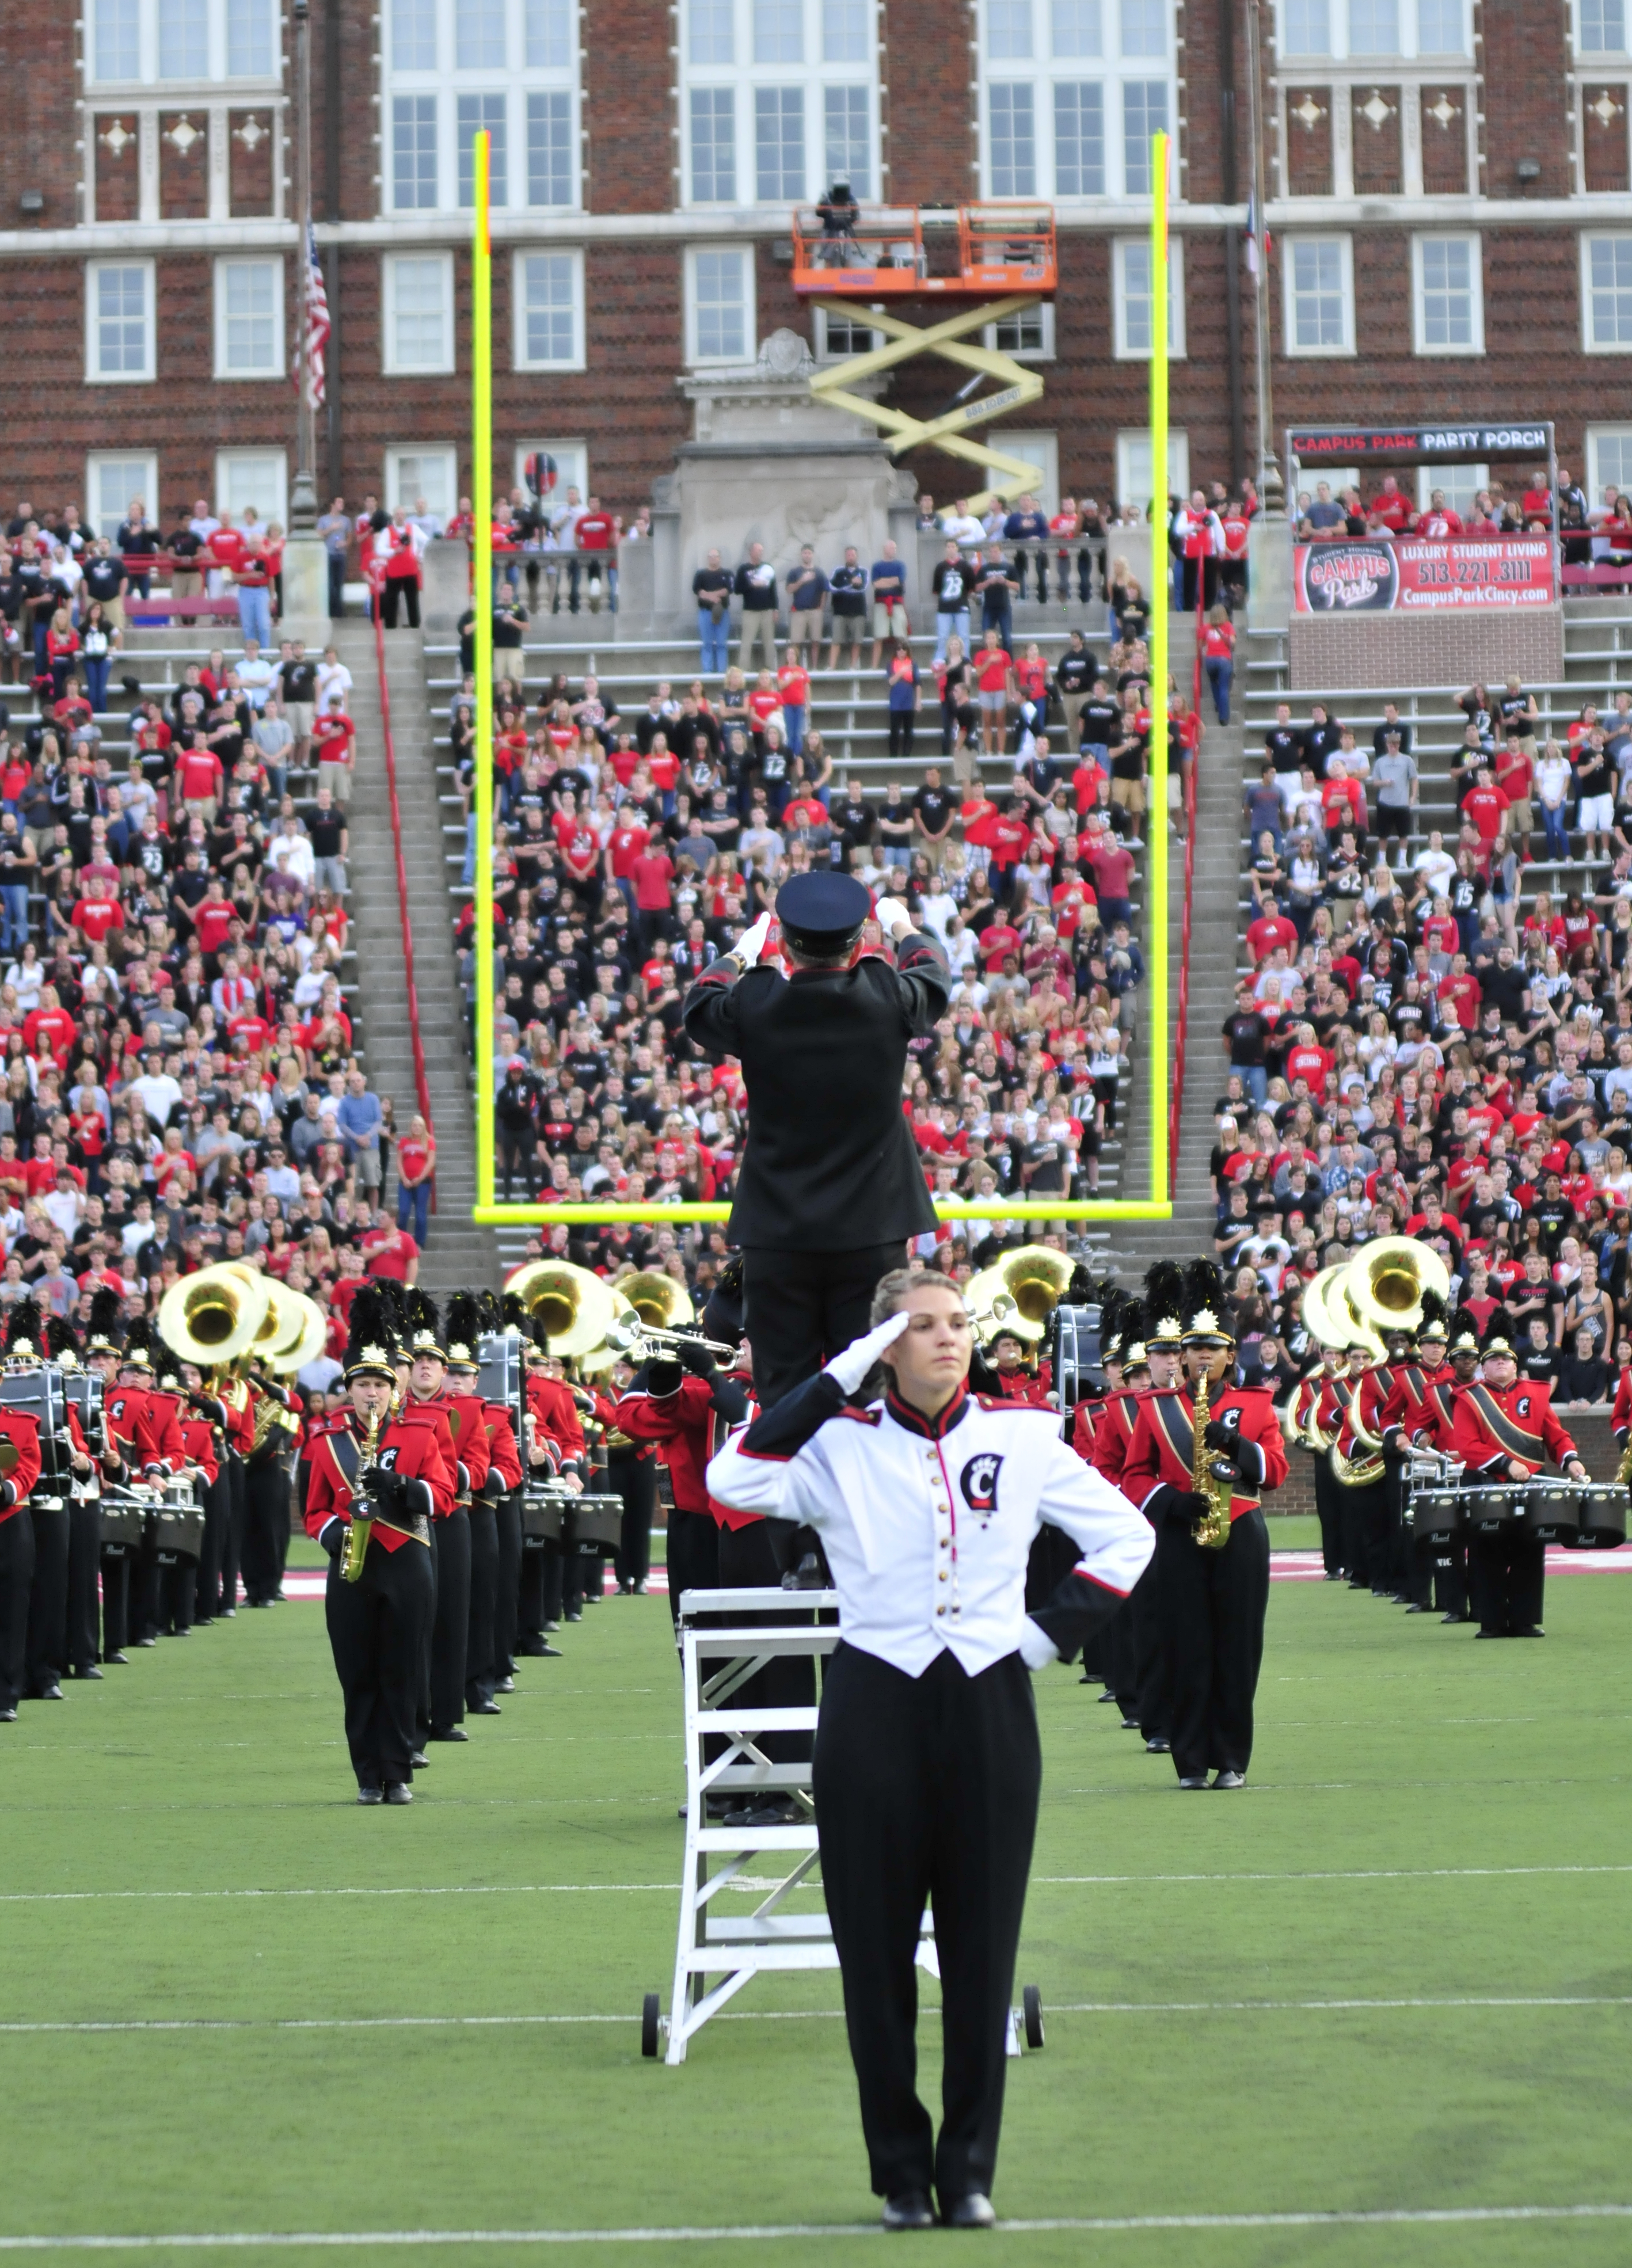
[{"left": 3, "top": 0, "right": 1631, "bottom": 536}]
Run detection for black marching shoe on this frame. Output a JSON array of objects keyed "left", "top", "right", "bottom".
[
  {"left": 33, "top": 1682, "right": 64, "bottom": 1701},
  {"left": 496, "top": 1675, "right": 515, "bottom": 1692},
  {"left": 1212, "top": 1770, "right": 1245, "bottom": 1790},
  {"left": 428, "top": 1725, "right": 469, "bottom": 1743},
  {"left": 1177, "top": 1775, "right": 1208, "bottom": 1790},
  {"left": 1513, "top": 1624, "right": 1546, "bottom": 1638},
  {"left": 0, "top": 1706, "right": 15, "bottom": 1721},
  {"left": 103, "top": 1650, "right": 129, "bottom": 1666},
  {"left": 941, "top": 2193, "right": 996, "bottom": 2229},
  {"left": 468, "top": 1698, "right": 502, "bottom": 1715},
  {"left": 72, "top": 1663, "right": 104, "bottom": 1680},
  {"left": 410, "top": 1749, "right": 429, "bottom": 1769},
  {"left": 385, "top": 1782, "right": 413, "bottom": 1805},
  {"left": 1144, "top": 1735, "right": 1170, "bottom": 1753},
  {"left": 356, "top": 1786, "right": 384, "bottom": 1806},
  {"left": 880, "top": 2192, "right": 935, "bottom": 2232}
]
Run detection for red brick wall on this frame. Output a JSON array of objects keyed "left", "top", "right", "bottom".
[
  {"left": 159, "top": 115, "right": 209, "bottom": 222},
  {"left": 584, "top": 0, "right": 671, "bottom": 214},
  {"left": 94, "top": 123, "right": 141, "bottom": 226},
  {"left": 229, "top": 111, "right": 276, "bottom": 219},
  {"left": 0, "top": 6, "right": 79, "bottom": 231},
  {"left": 1289, "top": 607, "right": 1565, "bottom": 694},
  {"left": 884, "top": 0, "right": 976, "bottom": 204},
  {"left": 1484, "top": 0, "right": 1570, "bottom": 197}
]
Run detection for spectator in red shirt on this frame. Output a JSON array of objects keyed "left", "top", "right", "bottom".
[
  {"left": 1319, "top": 759, "right": 1367, "bottom": 848},
  {"left": 1437, "top": 953, "right": 1483, "bottom": 1031},
  {"left": 1082, "top": 816, "right": 1136, "bottom": 926},
  {"left": 1461, "top": 765, "right": 1508, "bottom": 847},
  {"left": 313, "top": 694, "right": 356, "bottom": 805},
  {"left": 629, "top": 830, "right": 676, "bottom": 953}
]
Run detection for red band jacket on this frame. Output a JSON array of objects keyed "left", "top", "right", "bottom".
[
  {"left": 1452, "top": 1379, "right": 1580, "bottom": 1479},
  {"left": 1120, "top": 1382, "right": 1288, "bottom": 1522},
  {"left": 303, "top": 1406, "right": 456, "bottom": 1554}
]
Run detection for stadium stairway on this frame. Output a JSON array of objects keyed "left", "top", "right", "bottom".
[{"left": 333, "top": 622, "right": 501, "bottom": 1294}]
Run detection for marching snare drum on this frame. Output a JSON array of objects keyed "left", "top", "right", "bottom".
[
  {"left": 1576, "top": 1482, "right": 1628, "bottom": 1550},
  {"left": 1522, "top": 1483, "right": 1581, "bottom": 1544},
  {"left": 1409, "top": 1485, "right": 1463, "bottom": 1546},
  {"left": 1465, "top": 1487, "right": 1520, "bottom": 1534},
  {"left": 1051, "top": 1304, "right": 1102, "bottom": 1410},
  {"left": 147, "top": 1477, "right": 205, "bottom": 1566},
  {"left": 522, "top": 1483, "right": 570, "bottom": 1546},
  {"left": 567, "top": 1492, "right": 624, "bottom": 1555},
  {"left": 97, "top": 1489, "right": 147, "bottom": 1554}
]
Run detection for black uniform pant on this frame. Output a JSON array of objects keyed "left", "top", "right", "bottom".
[
  {"left": 424, "top": 1509, "right": 470, "bottom": 1732},
  {"left": 325, "top": 1536, "right": 436, "bottom": 1788},
  {"left": 128, "top": 1527, "right": 159, "bottom": 1643},
  {"left": 66, "top": 1499, "right": 101, "bottom": 1669},
  {"left": 1311, "top": 1453, "right": 1344, "bottom": 1576},
  {"left": 1341, "top": 1478, "right": 1385, "bottom": 1589},
  {"left": 744, "top": 1242, "right": 907, "bottom": 1407},
  {"left": 195, "top": 1471, "right": 230, "bottom": 1621},
  {"left": 0, "top": 1506, "right": 33, "bottom": 1710},
  {"left": 1470, "top": 1524, "right": 1544, "bottom": 1635},
  {"left": 466, "top": 1500, "right": 500, "bottom": 1708},
  {"left": 664, "top": 1503, "right": 719, "bottom": 1628},
  {"left": 1130, "top": 1552, "right": 1170, "bottom": 1741},
  {"left": 813, "top": 1643, "right": 1040, "bottom": 2206},
  {"left": 221, "top": 1455, "right": 246, "bottom": 1611},
  {"left": 145, "top": 1550, "right": 197, "bottom": 1637},
  {"left": 717, "top": 1514, "right": 816, "bottom": 1764},
  {"left": 100, "top": 1543, "right": 132, "bottom": 1656},
  {"left": 494, "top": 1493, "right": 522, "bottom": 1673},
  {"left": 610, "top": 1453, "right": 656, "bottom": 1588},
  {"left": 1098, "top": 1598, "right": 1138, "bottom": 1719},
  {"left": 242, "top": 1462, "right": 288, "bottom": 1604},
  {"left": 24, "top": 1504, "right": 69, "bottom": 1694},
  {"left": 1158, "top": 1505, "right": 1270, "bottom": 1782}
]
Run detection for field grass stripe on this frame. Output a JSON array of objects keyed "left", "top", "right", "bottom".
[
  {"left": 5, "top": 2204, "right": 1632, "bottom": 2246},
  {"left": 0, "top": 1885, "right": 682, "bottom": 1904}
]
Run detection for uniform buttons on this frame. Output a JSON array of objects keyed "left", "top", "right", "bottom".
[
  {"left": 939, "top": 1536, "right": 949, "bottom": 1550},
  {"left": 938, "top": 1568, "right": 948, "bottom": 1581},
  {"left": 935, "top": 1604, "right": 945, "bottom": 1616}
]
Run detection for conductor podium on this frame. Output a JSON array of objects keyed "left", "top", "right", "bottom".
[{"left": 645, "top": 1587, "right": 1044, "bottom": 2068}]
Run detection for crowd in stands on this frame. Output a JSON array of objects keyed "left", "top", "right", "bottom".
[
  {"left": 1222, "top": 661, "right": 1632, "bottom": 1406},
  {"left": 0, "top": 492, "right": 435, "bottom": 1399}
]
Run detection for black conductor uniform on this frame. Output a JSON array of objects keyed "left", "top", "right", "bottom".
[{"left": 681, "top": 873, "right": 951, "bottom": 1406}]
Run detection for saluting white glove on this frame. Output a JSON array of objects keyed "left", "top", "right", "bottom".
[
  {"left": 823, "top": 1310, "right": 911, "bottom": 1396},
  {"left": 876, "top": 897, "right": 915, "bottom": 943},
  {"left": 733, "top": 911, "right": 774, "bottom": 968}
]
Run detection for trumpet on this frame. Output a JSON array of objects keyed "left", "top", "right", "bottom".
[{"left": 602, "top": 1318, "right": 737, "bottom": 1363}]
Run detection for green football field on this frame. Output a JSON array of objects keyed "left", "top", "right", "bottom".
[{"left": 5, "top": 1533, "right": 1632, "bottom": 2268}]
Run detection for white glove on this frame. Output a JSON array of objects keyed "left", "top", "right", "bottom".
[
  {"left": 823, "top": 1310, "right": 911, "bottom": 1396},
  {"left": 734, "top": 911, "right": 774, "bottom": 968},
  {"left": 1019, "top": 1619, "right": 1059, "bottom": 1669},
  {"left": 876, "top": 897, "right": 915, "bottom": 943}
]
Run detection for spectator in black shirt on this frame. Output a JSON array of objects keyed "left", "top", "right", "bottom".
[
  {"left": 1372, "top": 701, "right": 1412, "bottom": 757},
  {"left": 733, "top": 543, "right": 778, "bottom": 674},
  {"left": 115, "top": 501, "right": 159, "bottom": 599},
  {"left": 1556, "top": 1325, "right": 1610, "bottom": 1403},
  {"left": 1223, "top": 984, "right": 1272, "bottom": 1106},
  {"left": 912, "top": 767, "right": 954, "bottom": 853},
  {"left": 493, "top": 583, "right": 528, "bottom": 650},
  {"left": 1264, "top": 703, "right": 1303, "bottom": 777},
  {"left": 827, "top": 546, "right": 868, "bottom": 671},
  {"left": 692, "top": 547, "right": 733, "bottom": 672},
  {"left": 1053, "top": 630, "right": 1097, "bottom": 747}
]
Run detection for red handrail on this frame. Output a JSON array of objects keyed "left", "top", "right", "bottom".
[
  {"left": 1166, "top": 588, "right": 1207, "bottom": 1198},
  {"left": 372, "top": 598, "right": 437, "bottom": 1197}
]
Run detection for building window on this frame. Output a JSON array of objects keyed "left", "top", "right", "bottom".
[
  {"left": 88, "top": 452, "right": 159, "bottom": 541},
  {"left": 687, "top": 246, "right": 754, "bottom": 363},
  {"left": 93, "top": 0, "right": 142, "bottom": 80},
  {"left": 1284, "top": 235, "right": 1355, "bottom": 354},
  {"left": 1581, "top": 0, "right": 1627, "bottom": 50},
  {"left": 1348, "top": 0, "right": 1399, "bottom": 51},
  {"left": 1116, "top": 426, "right": 1190, "bottom": 509},
  {"left": 1587, "top": 425, "right": 1632, "bottom": 500},
  {"left": 384, "top": 252, "right": 454, "bottom": 373},
  {"left": 690, "top": 88, "right": 737, "bottom": 201},
  {"left": 990, "top": 83, "right": 1038, "bottom": 195},
  {"left": 681, "top": 0, "right": 876, "bottom": 206},
  {"left": 226, "top": 0, "right": 272, "bottom": 74},
  {"left": 524, "top": 0, "right": 571, "bottom": 65},
  {"left": 1412, "top": 233, "right": 1482, "bottom": 353},
  {"left": 755, "top": 86, "right": 805, "bottom": 199},
  {"left": 513, "top": 439, "right": 588, "bottom": 513},
  {"left": 214, "top": 256, "right": 284, "bottom": 378},
  {"left": 393, "top": 96, "right": 439, "bottom": 210},
  {"left": 1052, "top": 0, "right": 1102, "bottom": 54},
  {"left": 383, "top": 0, "right": 578, "bottom": 215},
  {"left": 1585, "top": 234, "right": 1632, "bottom": 348},
  {"left": 1279, "top": 0, "right": 1463, "bottom": 55},
  {"left": 86, "top": 260, "right": 154, "bottom": 383},
  {"left": 1113, "top": 235, "right": 1185, "bottom": 356},
  {"left": 1412, "top": 462, "right": 1486, "bottom": 515},
  {"left": 458, "top": 92, "right": 508, "bottom": 204},
  {"left": 392, "top": 0, "right": 438, "bottom": 70},
  {"left": 1053, "top": 81, "right": 1105, "bottom": 192},
  {"left": 817, "top": 307, "right": 878, "bottom": 356},
  {"left": 215, "top": 450, "right": 286, "bottom": 527},
  {"left": 514, "top": 249, "right": 584, "bottom": 369},
  {"left": 985, "top": 303, "right": 1056, "bottom": 358},
  {"left": 1417, "top": 0, "right": 1463, "bottom": 50},
  {"left": 385, "top": 445, "right": 458, "bottom": 520},
  {"left": 824, "top": 85, "right": 870, "bottom": 194},
  {"left": 158, "top": 0, "right": 208, "bottom": 76},
  {"left": 988, "top": 0, "right": 1033, "bottom": 56},
  {"left": 1121, "top": 80, "right": 1166, "bottom": 191},
  {"left": 1282, "top": 0, "right": 1332, "bottom": 50},
  {"left": 1119, "top": 0, "right": 1164, "bottom": 55}
]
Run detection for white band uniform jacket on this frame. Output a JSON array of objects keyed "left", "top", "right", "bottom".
[{"left": 706, "top": 1379, "right": 1155, "bottom": 1679}]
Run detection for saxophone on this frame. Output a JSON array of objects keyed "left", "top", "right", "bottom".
[
  {"left": 340, "top": 1403, "right": 386, "bottom": 1584},
  {"left": 1190, "top": 1368, "right": 1235, "bottom": 1551}
]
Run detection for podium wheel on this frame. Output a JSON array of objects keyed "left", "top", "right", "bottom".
[
  {"left": 641, "top": 1993, "right": 661, "bottom": 2058},
  {"left": 1022, "top": 1985, "right": 1044, "bottom": 2050}
]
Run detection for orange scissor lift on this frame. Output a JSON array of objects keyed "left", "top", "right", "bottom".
[{"left": 791, "top": 203, "right": 1058, "bottom": 512}]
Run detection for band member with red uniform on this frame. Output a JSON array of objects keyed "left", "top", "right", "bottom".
[
  {"left": 214, "top": 1368, "right": 256, "bottom": 1619},
  {"left": 983, "top": 1327, "right": 1053, "bottom": 1406},
  {"left": 613, "top": 1338, "right": 749, "bottom": 1627},
  {"left": 0, "top": 1381, "right": 47, "bottom": 1720},
  {"left": 594, "top": 1356, "right": 658, "bottom": 1595},
  {"left": 84, "top": 1293, "right": 136, "bottom": 1662},
  {"left": 180, "top": 1360, "right": 235, "bottom": 1628},
  {"left": 516, "top": 1329, "right": 584, "bottom": 1650},
  {"left": 1376, "top": 1298, "right": 1451, "bottom": 1612},
  {"left": 1086, "top": 1295, "right": 1156, "bottom": 1730},
  {"left": 1288, "top": 1343, "right": 1342, "bottom": 1578},
  {"left": 400, "top": 1292, "right": 489, "bottom": 1744},
  {"left": 1359, "top": 1322, "right": 1415, "bottom": 1600},
  {"left": 1121, "top": 1264, "right": 1287, "bottom": 1789},
  {"left": 1612, "top": 1357, "right": 1632, "bottom": 1460},
  {"left": 242, "top": 1364, "right": 300, "bottom": 1609},
  {"left": 144, "top": 1342, "right": 219, "bottom": 1639},
  {"left": 1318, "top": 1338, "right": 1383, "bottom": 1592},
  {"left": 1452, "top": 1325, "right": 1587, "bottom": 1639},
  {"left": 442, "top": 1293, "right": 518, "bottom": 1719},
  {"left": 305, "top": 1287, "right": 453, "bottom": 1803},
  {"left": 105, "top": 1323, "right": 187, "bottom": 1650}
]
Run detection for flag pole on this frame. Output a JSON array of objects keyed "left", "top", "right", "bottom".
[{"left": 473, "top": 131, "right": 495, "bottom": 1212}]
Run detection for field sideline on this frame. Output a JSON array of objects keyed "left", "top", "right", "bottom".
[{"left": 5, "top": 1533, "right": 1632, "bottom": 2268}]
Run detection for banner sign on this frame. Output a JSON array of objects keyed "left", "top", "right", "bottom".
[
  {"left": 1292, "top": 537, "right": 1556, "bottom": 614},
  {"left": 1289, "top": 425, "right": 1550, "bottom": 461}
]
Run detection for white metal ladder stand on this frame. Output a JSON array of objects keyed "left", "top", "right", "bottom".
[{"left": 647, "top": 1587, "right": 1042, "bottom": 2066}]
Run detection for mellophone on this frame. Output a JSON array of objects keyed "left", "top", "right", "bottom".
[
  {"left": 522, "top": 1481, "right": 623, "bottom": 1557},
  {"left": 1405, "top": 1453, "right": 1628, "bottom": 1550}
]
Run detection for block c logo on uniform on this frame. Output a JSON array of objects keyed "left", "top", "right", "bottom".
[{"left": 959, "top": 1452, "right": 1004, "bottom": 1519}]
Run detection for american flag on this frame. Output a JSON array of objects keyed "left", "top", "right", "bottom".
[{"left": 300, "top": 222, "right": 330, "bottom": 412}]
